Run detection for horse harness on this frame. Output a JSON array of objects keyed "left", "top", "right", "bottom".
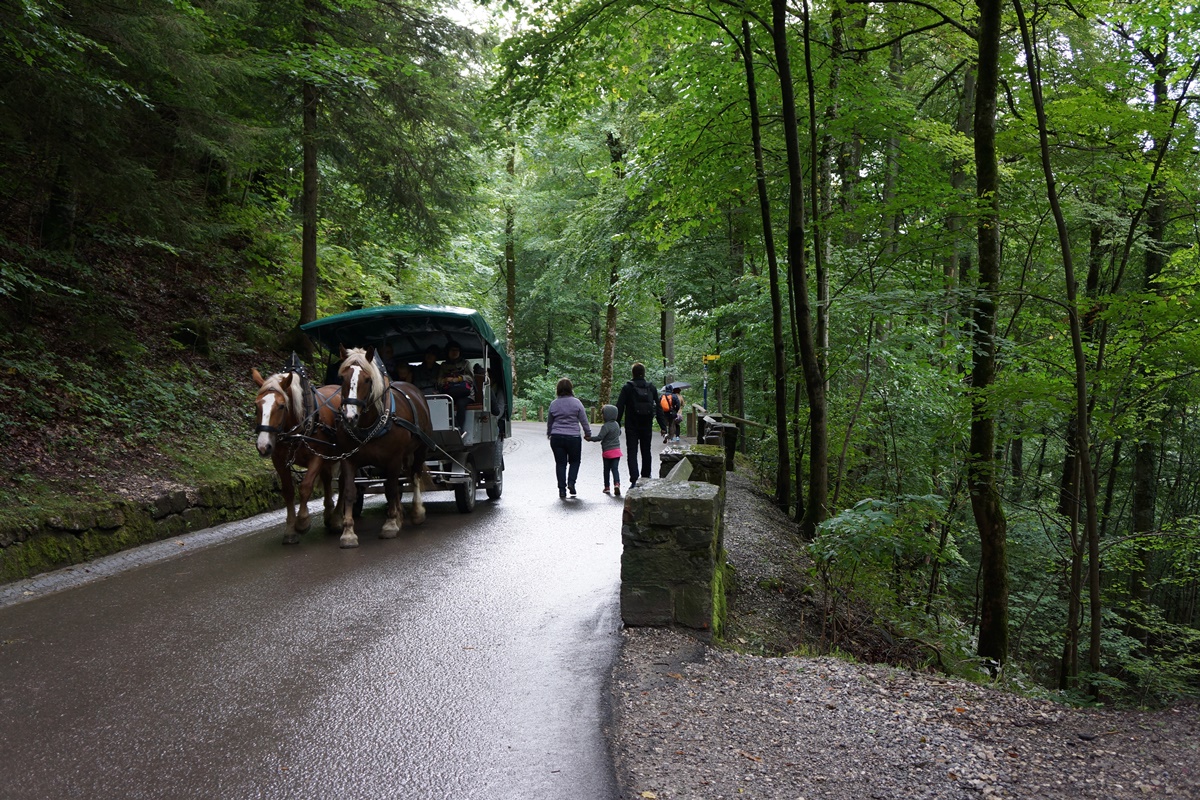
[{"left": 255, "top": 364, "right": 340, "bottom": 473}]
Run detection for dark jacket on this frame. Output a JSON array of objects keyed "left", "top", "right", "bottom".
[{"left": 616, "top": 378, "right": 664, "bottom": 429}]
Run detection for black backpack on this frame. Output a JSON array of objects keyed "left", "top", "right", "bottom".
[{"left": 630, "top": 381, "right": 655, "bottom": 416}]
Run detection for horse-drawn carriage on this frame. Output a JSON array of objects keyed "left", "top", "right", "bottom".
[
  {"left": 302, "top": 303, "right": 511, "bottom": 509},
  {"left": 253, "top": 305, "right": 511, "bottom": 548}
]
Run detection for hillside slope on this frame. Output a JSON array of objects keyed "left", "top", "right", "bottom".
[{"left": 2, "top": 240, "right": 293, "bottom": 520}]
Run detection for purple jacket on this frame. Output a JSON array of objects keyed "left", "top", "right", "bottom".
[{"left": 546, "top": 396, "right": 593, "bottom": 438}]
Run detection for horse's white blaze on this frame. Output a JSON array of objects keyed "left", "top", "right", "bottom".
[
  {"left": 344, "top": 365, "right": 363, "bottom": 421},
  {"left": 256, "top": 394, "right": 277, "bottom": 454}
]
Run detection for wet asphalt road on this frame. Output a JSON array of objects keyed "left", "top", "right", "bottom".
[{"left": 0, "top": 421, "right": 659, "bottom": 800}]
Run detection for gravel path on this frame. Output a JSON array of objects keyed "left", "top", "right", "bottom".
[{"left": 607, "top": 472, "right": 1200, "bottom": 800}]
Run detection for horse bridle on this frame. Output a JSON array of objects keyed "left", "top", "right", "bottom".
[
  {"left": 338, "top": 361, "right": 384, "bottom": 418},
  {"left": 255, "top": 389, "right": 288, "bottom": 435}
]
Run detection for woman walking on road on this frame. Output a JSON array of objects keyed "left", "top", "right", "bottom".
[{"left": 546, "top": 378, "right": 592, "bottom": 499}]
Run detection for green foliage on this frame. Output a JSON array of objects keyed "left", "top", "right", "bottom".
[{"left": 810, "top": 495, "right": 976, "bottom": 672}]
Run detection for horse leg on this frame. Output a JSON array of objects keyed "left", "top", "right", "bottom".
[
  {"left": 409, "top": 463, "right": 426, "bottom": 525},
  {"left": 295, "top": 455, "right": 321, "bottom": 533},
  {"left": 321, "top": 461, "right": 338, "bottom": 529},
  {"left": 380, "top": 474, "right": 401, "bottom": 538},
  {"left": 338, "top": 464, "right": 359, "bottom": 548},
  {"left": 276, "top": 455, "right": 300, "bottom": 545},
  {"left": 325, "top": 462, "right": 344, "bottom": 534}
]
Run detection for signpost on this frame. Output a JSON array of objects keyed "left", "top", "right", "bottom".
[{"left": 702, "top": 354, "right": 719, "bottom": 408}]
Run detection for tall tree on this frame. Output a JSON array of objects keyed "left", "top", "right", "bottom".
[
  {"left": 969, "top": 0, "right": 1008, "bottom": 663},
  {"left": 771, "top": 0, "right": 828, "bottom": 536}
]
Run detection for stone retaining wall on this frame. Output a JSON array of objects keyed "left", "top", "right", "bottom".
[
  {"left": 0, "top": 471, "right": 285, "bottom": 584},
  {"left": 620, "top": 445, "right": 728, "bottom": 637}
]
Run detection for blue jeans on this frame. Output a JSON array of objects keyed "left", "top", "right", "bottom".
[
  {"left": 603, "top": 456, "right": 621, "bottom": 489},
  {"left": 550, "top": 434, "right": 582, "bottom": 491}
]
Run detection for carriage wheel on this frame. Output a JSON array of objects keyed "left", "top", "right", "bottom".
[
  {"left": 454, "top": 459, "right": 477, "bottom": 513},
  {"left": 485, "top": 462, "right": 503, "bottom": 501}
]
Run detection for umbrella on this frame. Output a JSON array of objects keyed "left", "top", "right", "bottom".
[{"left": 663, "top": 381, "right": 692, "bottom": 392}]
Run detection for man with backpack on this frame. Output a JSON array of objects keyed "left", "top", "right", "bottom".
[
  {"left": 660, "top": 386, "right": 683, "bottom": 442},
  {"left": 615, "top": 362, "right": 664, "bottom": 488}
]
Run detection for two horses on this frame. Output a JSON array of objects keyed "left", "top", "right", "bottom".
[{"left": 251, "top": 346, "right": 431, "bottom": 549}]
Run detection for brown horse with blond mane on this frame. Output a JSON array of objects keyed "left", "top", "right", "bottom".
[
  {"left": 333, "top": 345, "right": 432, "bottom": 548},
  {"left": 252, "top": 366, "right": 344, "bottom": 544}
]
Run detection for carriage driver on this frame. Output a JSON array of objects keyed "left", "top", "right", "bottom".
[
  {"left": 437, "top": 340, "right": 474, "bottom": 428},
  {"left": 412, "top": 345, "right": 441, "bottom": 393}
]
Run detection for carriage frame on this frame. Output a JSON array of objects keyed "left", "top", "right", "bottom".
[{"left": 301, "top": 304, "right": 512, "bottom": 512}]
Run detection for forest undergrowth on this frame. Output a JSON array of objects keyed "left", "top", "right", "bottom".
[{"left": 0, "top": 238, "right": 287, "bottom": 526}]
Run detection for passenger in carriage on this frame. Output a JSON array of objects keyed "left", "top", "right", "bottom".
[
  {"left": 381, "top": 344, "right": 404, "bottom": 380},
  {"left": 392, "top": 362, "right": 414, "bottom": 384},
  {"left": 412, "top": 346, "right": 441, "bottom": 393},
  {"left": 487, "top": 361, "right": 508, "bottom": 436},
  {"left": 437, "top": 340, "right": 474, "bottom": 428},
  {"left": 323, "top": 356, "right": 344, "bottom": 387}
]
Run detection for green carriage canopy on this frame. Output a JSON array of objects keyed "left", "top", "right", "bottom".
[{"left": 301, "top": 304, "right": 512, "bottom": 417}]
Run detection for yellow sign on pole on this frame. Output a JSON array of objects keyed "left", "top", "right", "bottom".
[{"left": 703, "top": 354, "right": 720, "bottom": 362}]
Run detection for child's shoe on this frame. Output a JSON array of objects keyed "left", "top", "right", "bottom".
[
  {"left": 613, "top": 484, "right": 621, "bottom": 497},
  {"left": 603, "top": 486, "right": 611, "bottom": 494}
]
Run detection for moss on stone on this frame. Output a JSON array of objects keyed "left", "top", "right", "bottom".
[{"left": 0, "top": 469, "right": 285, "bottom": 584}]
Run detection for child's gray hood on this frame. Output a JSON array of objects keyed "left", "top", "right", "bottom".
[{"left": 603, "top": 404, "right": 618, "bottom": 422}]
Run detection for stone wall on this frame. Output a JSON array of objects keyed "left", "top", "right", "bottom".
[
  {"left": 0, "top": 471, "right": 285, "bottom": 584},
  {"left": 621, "top": 446, "right": 728, "bottom": 637}
]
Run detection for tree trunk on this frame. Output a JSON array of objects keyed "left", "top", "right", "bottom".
[
  {"left": 969, "top": 0, "right": 1009, "bottom": 663},
  {"left": 600, "top": 259, "right": 619, "bottom": 405},
  {"left": 1128, "top": 62, "right": 1170, "bottom": 648},
  {"left": 741, "top": 18, "right": 791, "bottom": 511},
  {"left": 772, "top": 0, "right": 827, "bottom": 538},
  {"left": 505, "top": 137, "right": 518, "bottom": 397},
  {"left": 660, "top": 302, "right": 675, "bottom": 382},
  {"left": 802, "top": 0, "right": 829, "bottom": 396},
  {"left": 1014, "top": 0, "right": 1102, "bottom": 681},
  {"left": 728, "top": 222, "right": 747, "bottom": 430},
  {"left": 299, "top": 6, "right": 320, "bottom": 329},
  {"left": 601, "top": 130, "right": 627, "bottom": 405}
]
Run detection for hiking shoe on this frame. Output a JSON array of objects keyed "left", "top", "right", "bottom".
[
  {"left": 603, "top": 486, "right": 611, "bottom": 494},
  {"left": 559, "top": 489, "right": 567, "bottom": 499},
  {"left": 614, "top": 485, "right": 621, "bottom": 497},
  {"left": 568, "top": 485, "right": 577, "bottom": 496}
]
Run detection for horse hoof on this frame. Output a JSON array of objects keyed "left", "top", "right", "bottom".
[
  {"left": 282, "top": 533, "right": 301, "bottom": 545},
  {"left": 380, "top": 521, "right": 400, "bottom": 539},
  {"left": 339, "top": 533, "right": 359, "bottom": 549},
  {"left": 295, "top": 517, "right": 312, "bottom": 533},
  {"left": 411, "top": 509, "right": 426, "bottom": 525}
]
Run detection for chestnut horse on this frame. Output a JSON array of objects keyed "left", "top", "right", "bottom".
[
  {"left": 334, "top": 346, "right": 432, "bottom": 548},
  {"left": 252, "top": 366, "right": 344, "bottom": 544}
]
